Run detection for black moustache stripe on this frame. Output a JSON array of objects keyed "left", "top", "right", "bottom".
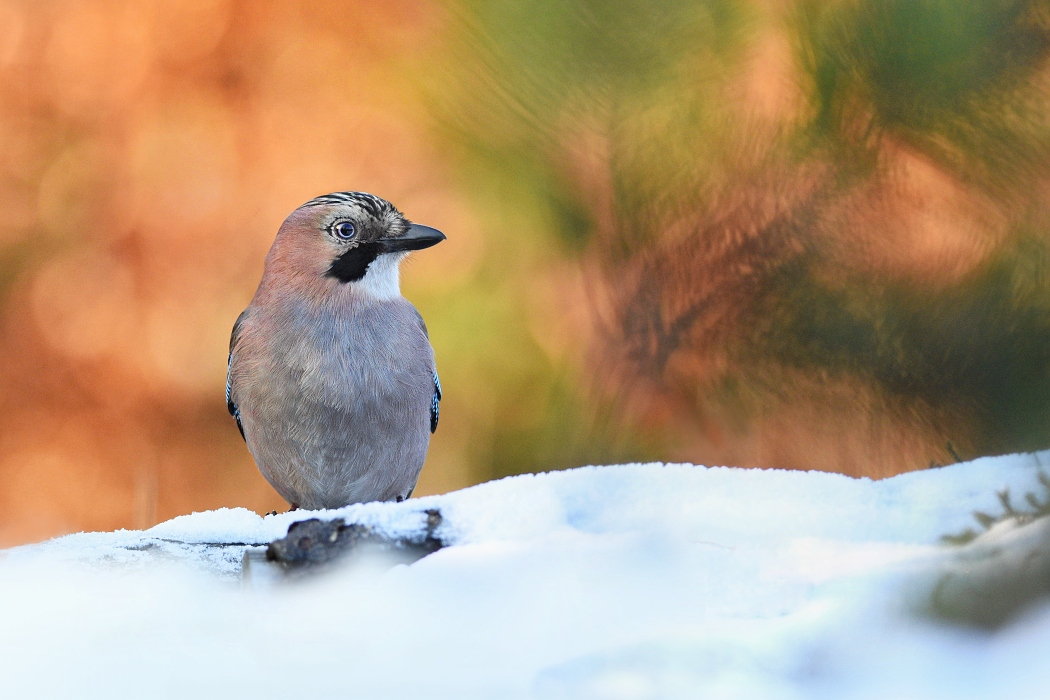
[{"left": 326, "top": 243, "right": 381, "bottom": 283}]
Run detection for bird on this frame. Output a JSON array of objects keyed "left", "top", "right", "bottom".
[{"left": 226, "top": 191, "right": 445, "bottom": 510}]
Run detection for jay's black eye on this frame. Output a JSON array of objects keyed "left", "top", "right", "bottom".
[{"left": 332, "top": 221, "right": 356, "bottom": 240}]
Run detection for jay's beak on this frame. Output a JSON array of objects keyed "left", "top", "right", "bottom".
[{"left": 380, "top": 224, "right": 446, "bottom": 253}]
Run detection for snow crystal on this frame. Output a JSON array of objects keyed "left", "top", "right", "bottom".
[{"left": 1, "top": 452, "right": 1049, "bottom": 699}]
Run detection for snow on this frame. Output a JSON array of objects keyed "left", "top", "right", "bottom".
[{"left": 3, "top": 452, "right": 1050, "bottom": 699}]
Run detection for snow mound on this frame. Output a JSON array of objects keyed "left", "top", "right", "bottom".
[{"left": 3, "top": 454, "right": 1050, "bottom": 699}]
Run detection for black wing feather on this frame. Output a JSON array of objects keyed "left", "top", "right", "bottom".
[{"left": 227, "top": 311, "right": 247, "bottom": 442}]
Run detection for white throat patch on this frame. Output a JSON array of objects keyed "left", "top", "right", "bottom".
[{"left": 356, "top": 252, "right": 404, "bottom": 300}]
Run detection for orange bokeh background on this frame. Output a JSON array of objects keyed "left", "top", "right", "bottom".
[
  {"left": 4, "top": 0, "right": 1050, "bottom": 546},
  {"left": 0, "top": 0, "right": 481, "bottom": 544}
]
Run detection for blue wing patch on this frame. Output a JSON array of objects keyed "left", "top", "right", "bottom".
[
  {"left": 430, "top": 368, "right": 441, "bottom": 433},
  {"left": 227, "top": 354, "right": 245, "bottom": 441},
  {"left": 413, "top": 309, "right": 441, "bottom": 434}
]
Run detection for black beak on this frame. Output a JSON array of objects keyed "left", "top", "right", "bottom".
[{"left": 379, "top": 224, "right": 447, "bottom": 253}]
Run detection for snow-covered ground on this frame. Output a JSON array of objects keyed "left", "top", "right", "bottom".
[{"left": 4, "top": 454, "right": 1050, "bottom": 699}]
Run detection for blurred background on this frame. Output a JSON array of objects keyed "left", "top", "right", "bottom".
[{"left": 1, "top": 0, "right": 1049, "bottom": 546}]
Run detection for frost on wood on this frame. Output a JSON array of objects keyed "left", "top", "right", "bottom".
[
  {"left": 921, "top": 468, "right": 1050, "bottom": 628},
  {"left": 264, "top": 509, "right": 445, "bottom": 575},
  {"left": 941, "top": 471, "right": 1050, "bottom": 545},
  {"left": 926, "top": 514, "right": 1050, "bottom": 629}
]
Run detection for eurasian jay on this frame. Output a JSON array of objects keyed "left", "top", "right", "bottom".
[{"left": 226, "top": 192, "right": 444, "bottom": 510}]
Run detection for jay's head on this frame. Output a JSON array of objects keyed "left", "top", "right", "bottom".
[{"left": 271, "top": 191, "right": 446, "bottom": 296}]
